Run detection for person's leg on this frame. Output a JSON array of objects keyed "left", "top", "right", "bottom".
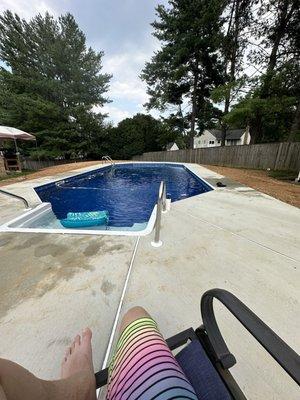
[
  {"left": 106, "top": 307, "right": 197, "bottom": 400},
  {"left": 0, "top": 328, "right": 96, "bottom": 400},
  {"left": 119, "top": 306, "right": 152, "bottom": 333}
]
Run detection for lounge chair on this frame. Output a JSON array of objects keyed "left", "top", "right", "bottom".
[{"left": 94, "top": 288, "right": 300, "bottom": 399}]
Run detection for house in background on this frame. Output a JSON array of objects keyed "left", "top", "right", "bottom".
[
  {"left": 165, "top": 142, "right": 179, "bottom": 151},
  {"left": 194, "top": 127, "right": 250, "bottom": 148}
]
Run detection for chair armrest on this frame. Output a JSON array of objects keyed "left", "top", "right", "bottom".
[{"left": 200, "top": 288, "right": 300, "bottom": 384}]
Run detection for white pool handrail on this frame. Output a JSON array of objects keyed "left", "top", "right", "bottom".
[
  {"left": 151, "top": 181, "right": 167, "bottom": 247},
  {"left": 101, "top": 155, "right": 115, "bottom": 166}
]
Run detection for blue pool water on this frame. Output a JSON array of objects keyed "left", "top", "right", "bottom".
[{"left": 35, "top": 163, "right": 212, "bottom": 228}]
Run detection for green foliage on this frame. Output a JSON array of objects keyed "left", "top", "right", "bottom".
[
  {"left": 226, "top": 62, "right": 300, "bottom": 142},
  {"left": 230, "top": 0, "right": 300, "bottom": 143},
  {"left": 225, "top": 95, "right": 297, "bottom": 141},
  {"left": 106, "top": 114, "right": 178, "bottom": 159},
  {"left": 210, "top": 77, "right": 247, "bottom": 106},
  {"left": 141, "top": 0, "right": 226, "bottom": 146},
  {"left": 0, "top": 11, "right": 111, "bottom": 159},
  {"left": 210, "top": 0, "right": 254, "bottom": 145}
]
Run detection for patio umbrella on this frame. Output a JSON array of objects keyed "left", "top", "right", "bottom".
[
  {"left": 0, "top": 126, "right": 36, "bottom": 171},
  {"left": 0, "top": 126, "right": 36, "bottom": 154},
  {"left": 0, "top": 125, "right": 35, "bottom": 141}
]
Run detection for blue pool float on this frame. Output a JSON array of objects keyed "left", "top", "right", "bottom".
[{"left": 60, "top": 211, "right": 109, "bottom": 228}]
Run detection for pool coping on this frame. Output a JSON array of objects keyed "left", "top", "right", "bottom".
[{"left": 0, "top": 162, "right": 215, "bottom": 236}]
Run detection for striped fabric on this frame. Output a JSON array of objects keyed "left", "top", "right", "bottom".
[{"left": 106, "top": 317, "right": 198, "bottom": 400}]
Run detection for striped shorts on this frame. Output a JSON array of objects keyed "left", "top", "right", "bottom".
[{"left": 106, "top": 317, "right": 198, "bottom": 400}]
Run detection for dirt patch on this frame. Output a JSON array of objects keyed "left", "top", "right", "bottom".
[
  {"left": 101, "top": 280, "right": 116, "bottom": 295},
  {"left": 0, "top": 233, "right": 131, "bottom": 318},
  {"left": 83, "top": 240, "right": 102, "bottom": 257},
  {"left": 0, "top": 161, "right": 103, "bottom": 187},
  {"left": 0, "top": 234, "right": 97, "bottom": 317},
  {"left": 202, "top": 165, "right": 300, "bottom": 208}
]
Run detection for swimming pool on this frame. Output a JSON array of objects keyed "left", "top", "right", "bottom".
[{"left": 1, "top": 163, "right": 213, "bottom": 234}]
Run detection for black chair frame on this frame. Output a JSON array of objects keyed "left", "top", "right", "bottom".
[{"left": 94, "top": 289, "right": 300, "bottom": 399}]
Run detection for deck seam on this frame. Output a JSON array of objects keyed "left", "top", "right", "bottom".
[
  {"left": 185, "top": 211, "right": 299, "bottom": 263},
  {"left": 96, "top": 236, "right": 140, "bottom": 398}
]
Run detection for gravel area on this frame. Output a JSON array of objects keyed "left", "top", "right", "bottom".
[{"left": 202, "top": 165, "right": 300, "bottom": 208}]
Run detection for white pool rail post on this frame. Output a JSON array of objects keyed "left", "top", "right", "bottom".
[
  {"left": 162, "top": 181, "right": 167, "bottom": 213},
  {"left": 151, "top": 181, "right": 166, "bottom": 247}
]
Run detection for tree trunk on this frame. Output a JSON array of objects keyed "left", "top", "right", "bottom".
[
  {"left": 260, "top": 1, "right": 289, "bottom": 99},
  {"left": 221, "top": 0, "right": 240, "bottom": 146},
  {"left": 178, "top": 104, "right": 185, "bottom": 136},
  {"left": 252, "top": 0, "right": 291, "bottom": 141},
  {"left": 288, "top": 102, "right": 300, "bottom": 142},
  {"left": 221, "top": 94, "right": 230, "bottom": 146},
  {"left": 190, "top": 68, "right": 199, "bottom": 149},
  {"left": 249, "top": 112, "right": 263, "bottom": 144}
]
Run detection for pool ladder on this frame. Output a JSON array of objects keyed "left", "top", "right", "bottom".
[
  {"left": 101, "top": 155, "right": 115, "bottom": 166},
  {"left": 0, "top": 188, "right": 30, "bottom": 208},
  {"left": 151, "top": 181, "right": 168, "bottom": 248}
]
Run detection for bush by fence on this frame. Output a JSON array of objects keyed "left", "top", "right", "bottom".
[{"left": 133, "top": 142, "right": 300, "bottom": 171}]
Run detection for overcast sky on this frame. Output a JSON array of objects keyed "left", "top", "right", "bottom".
[{"left": 0, "top": 0, "right": 169, "bottom": 124}]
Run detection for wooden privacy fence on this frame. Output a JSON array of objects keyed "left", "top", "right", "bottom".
[
  {"left": 21, "top": 158, "right": 82, "bottom": 171},
  {"left": 133, "top": 142, "right": 300, "bottom": 171}
]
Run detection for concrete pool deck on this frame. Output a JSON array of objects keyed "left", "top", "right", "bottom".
[{"left": 0, "top": 162, "right": 299, "bottom": 399}]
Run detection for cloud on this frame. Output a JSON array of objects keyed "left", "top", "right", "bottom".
[
  {"left": 93, "top": 104, "right": 131, "bottom": 125},
  {"left": 100, "top": 44, "right": 159, "bottom": 123},
  {"left": 103, "top": 48, "right": 156, "bottom": 103},
  {"left": 110, "top": 81, "right": 147, "bottom": 104},
  {"left": 104, "top": 51, "right": 148, "bottom": 104},
  {"left": 0, "top": 0, "right": 60, "bottom": 19},
  {"left": 0, "top": 0, "right": 167, "bottom": 124}
]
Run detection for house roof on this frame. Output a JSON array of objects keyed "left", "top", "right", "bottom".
[
  {"left": 166, "top": 142, "right": 177, "bottom": 150},
  {"left": 209, "top": 129, "right": 245, "bottom": 140}
]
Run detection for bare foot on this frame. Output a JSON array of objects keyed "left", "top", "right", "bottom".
[
  {"left": 61, "top": 328, "right": 96, "bottom": 399},
  {"left": 61, "top": 328, "right": 94, "bottom": 379}
]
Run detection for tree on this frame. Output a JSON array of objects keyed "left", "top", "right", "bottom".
[
  {"left": 248, "top": 0, "right": 300, "bottom": 143},
  {"left": 0, "top": 11, "right": 111, "bottom": 159},
  {"left": 222, "top": 0, "right": 300, "bottom": 143},
  {"left": 107, "top": 114, "right": 176, "bottom": 159},
  {"left": 212, "top": 0, "right": 253, "bottom": 145},
  {"left": 161, "top": 110, "right": 189, "bottom": 148},
  {"left": 141, "top": 0, "right": 225, "bottom": 149},
  {"left": 226, "top": 61, "right": 300, "bottom": 141}
]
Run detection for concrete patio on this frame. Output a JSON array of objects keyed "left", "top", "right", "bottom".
[{"left": 0, "top": 163, "right": 299, "bottom": 399}]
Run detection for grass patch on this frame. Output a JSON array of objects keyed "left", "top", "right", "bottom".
[
  {"left": 268, "top": 170, "right": 298, "bottom": 181},
  {"left": 0, "top": 170, "right": 35, "bottom": 182}
]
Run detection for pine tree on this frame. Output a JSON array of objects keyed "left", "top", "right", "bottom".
[
  {"left": 217, "top": 0, "right": 253, "bottom": 145},
  {"left": 141, "top": 0, "right": 225, "bottom": 149},
  {"left": 0, "top": 11, "right": 111, "bottom": 159},
  {"left": 229, "top": 0, "right": 300, "bottom": 143},
  {"left": 221, "top": 0, "right": 300, "bottom": 143}
]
